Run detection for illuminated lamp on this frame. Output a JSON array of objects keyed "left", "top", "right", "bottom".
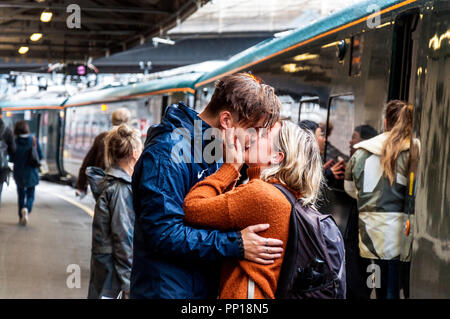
[
  {"left": 30, "top": 33, "right": 43, "bottom": 41},
  {"left": 18, "top": 46, "right": 29, "bottom": 54},
  {"left": 101, "top": 104, "right": 108, "bottom": 111},
  {"left": 40, "top": 11, "right": 53, "bottom": 23}
]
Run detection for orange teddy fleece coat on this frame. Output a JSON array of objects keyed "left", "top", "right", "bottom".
[{"left": 183, "top": 163, "right": 292, "bottom": 299}]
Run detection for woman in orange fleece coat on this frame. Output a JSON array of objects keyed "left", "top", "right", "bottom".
[{"left": 183, "top": 120, "right": 324, "bottom": 299}]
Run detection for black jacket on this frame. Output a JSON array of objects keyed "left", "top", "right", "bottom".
[{"left": 0, "top": 120, "right": 15, "bottom": 183}]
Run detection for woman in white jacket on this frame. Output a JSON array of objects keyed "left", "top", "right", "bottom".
[{"left": 344, "top": 100, "right": 414, "bottom": 299}]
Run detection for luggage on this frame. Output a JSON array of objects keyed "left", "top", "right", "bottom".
[{"left": 274, "top": 183, "right": 346, "bottom": 299}]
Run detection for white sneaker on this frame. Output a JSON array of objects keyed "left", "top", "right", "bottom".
[{"left": 20, "top": 208, "right": 28, "bottom": 226}]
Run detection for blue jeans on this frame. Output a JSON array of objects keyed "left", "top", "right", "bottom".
[{"left": 17, "top": 186, "right": 35, "bottom": 217}]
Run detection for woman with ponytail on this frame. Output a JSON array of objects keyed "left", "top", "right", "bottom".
[
  {"left": 344, "top": 100, "right": 414, "bottom": 299},
  {"left": 87, "top": 124, "right": 143, "bottom": 299}
]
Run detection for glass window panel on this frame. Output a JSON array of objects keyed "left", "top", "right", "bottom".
[{"left": 326, "top": 95, "right": 355, "bottom": 162}]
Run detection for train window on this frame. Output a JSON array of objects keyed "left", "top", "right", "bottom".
[
  {"left": 169, "top": 92, "right": 187, "bottom": 106},
  {"left": 278, "top": 95, "right": 299, "bottom": 123},
  {"left": 83, "top": 121, "right": 91, "bottom": 149},
  {"left": 75, "top": 121, "right": 83, "bottom": 150},
  {"left": 326, "top": 95, "right": 355, "bottom": 162},
  {"left": 299, "top": 96, "right": 326, "bottom": 124},
  {"left": 195, "top": 85, "right": 214, "bottom": 112},
  {"left": 146, "top": 97, "right": 156, "bottom": 124}
]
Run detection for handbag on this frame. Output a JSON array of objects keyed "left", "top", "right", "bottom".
[{"left": 29, "top": 136, "right": 41, "bottom": 168}]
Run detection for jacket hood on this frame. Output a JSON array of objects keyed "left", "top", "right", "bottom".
[
  {"left": 353, "top": 132, "right": 410, "bottom": 156},
  {"left": 86, "top": 166, "right": 131, "bottom": 200},
  {"left": 105, "top": 166, "right": 131, "bottom": 183},
  {"left": 144, "top": 102, "right": 206, "bottom": 148},
  {"left": 86, "top": 166, "right": 106, "bottom": 200},
  {"left": 16, "top": 135, "right": 32, "bottom": 145}
]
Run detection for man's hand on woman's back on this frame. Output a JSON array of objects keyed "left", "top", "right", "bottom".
[{"left": 241, "top": 224, "right": 283, "bottom": 264}]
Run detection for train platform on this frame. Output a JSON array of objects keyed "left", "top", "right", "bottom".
[{"left": 0, "top": 180, "right": 95, "bottom": 299}]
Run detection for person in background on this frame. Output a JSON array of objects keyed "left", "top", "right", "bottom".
[
  {"left": 299, "top": 120, "right": 345, "bottom": 183},
  {"left": 349, "top": 125, "right": 378, "bottom": 157},
  {"left": 320, "top": 121, "right": 348, "bottom": 162},
  {"left": 183, "top": 121, "right": 324, "bottom": 298},
  {"left": 0, "top": 118, "right": 16, "bottom": 207},
  {"left": 76, "top": 108, "right": 131, "bottom": 197},
  {"left": 343, "top": 124, "right": 378, "bottom": 299},
  {"left": 87, "top": 124, "right": 143, "bottom": 299},
  {"left": 13, "top": 120, "right": 43, "bottom": 226},
  {"left": 345, "top": 100, "right": 414, "bottom": 299}
]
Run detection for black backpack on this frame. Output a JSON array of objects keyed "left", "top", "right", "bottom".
[{"left": 274, "top": 184, "right": 346, "bottom": 299}]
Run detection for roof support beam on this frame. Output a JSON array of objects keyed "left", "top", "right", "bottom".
[
  {"left": 0, "top": 41, "right": 108, "bottom": 49},
  {"left": 0, "top": 3, "right": 170, "bottom": 15},
  {"left": 0, "top": 14, "right": 156, "bottom": 26},
  {"left": 0, "top": 28, "right": 135, "bottom": 36}
]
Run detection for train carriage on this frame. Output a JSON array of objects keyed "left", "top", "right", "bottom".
[
  {"left": 196, "top": 0, "right": 449, "bottom": 298},
  {"left": 0, "top": 71, "right": 203, "bottom": 183},
  {"left": 61, "top": 72, "right": 203, "bottom": 179},
  {"left": 0, "top": 97, "right": 67, "bottom": 179}
]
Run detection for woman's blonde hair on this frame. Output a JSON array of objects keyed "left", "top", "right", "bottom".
[
  {"left": 381, "top": 100, "right": 413, "bottom": 185},
  {"left": 104, "top": 124, "right": 142, "bottom": 168},
  {"left": 260, "top": 120, "right": 324, "bottom": 207}
]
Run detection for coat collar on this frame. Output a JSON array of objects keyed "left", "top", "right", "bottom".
[
  {"left": 105, "top": 166, "right": 131, "bottom": 183},
  {"left": 353, "top": 132, "right": 410, "bottom": 156}
]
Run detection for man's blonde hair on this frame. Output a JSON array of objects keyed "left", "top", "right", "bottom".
[{"left": 261, "top": 120, "right": 324, "bottom": 208}]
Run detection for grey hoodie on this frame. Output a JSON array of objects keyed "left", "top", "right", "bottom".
[{"left": 86, "top": 166, "right": 135, "bottom": 298}]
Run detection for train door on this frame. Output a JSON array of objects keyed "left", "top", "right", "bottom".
[
  {"left": 387, "top": 10, "right": 420, "bottom": 298},
  {"left": 388, "top": 10, "right": 419, "bottom": 101},
  {"left": 408, "top": 3, "right": 450, "bottom": 298}
]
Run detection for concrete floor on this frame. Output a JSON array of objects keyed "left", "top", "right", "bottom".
[{"left": 0, "top": 180, "right": 95, "bottom": 299}]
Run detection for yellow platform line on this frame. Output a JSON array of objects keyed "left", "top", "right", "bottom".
[{"left": 51, "top": 192, "right": 94, "bottom": 218}]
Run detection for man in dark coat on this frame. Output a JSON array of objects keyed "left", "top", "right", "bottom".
[
  {"left": 0, "top": 118, "right": 15, "bottom": 207},
  {"left": 131, "top": 73, "right": 284, "bottom": 299}
]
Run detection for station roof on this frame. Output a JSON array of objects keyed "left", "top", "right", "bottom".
[{"left": 0, "top": 0, "right": 207, "bottom": 62}]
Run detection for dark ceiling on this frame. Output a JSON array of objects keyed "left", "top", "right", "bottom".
[{"left": 0, "top": 0, "right": 208, "bottom": 62}]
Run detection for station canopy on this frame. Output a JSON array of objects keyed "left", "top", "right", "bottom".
[{"left": 0, "top": 0, "right": 208, "bottom": 62}]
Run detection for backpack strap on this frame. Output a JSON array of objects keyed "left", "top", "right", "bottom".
[
  {"left": 273, "top": 183, "right": 297, "bottom": 206},
  {"left": 272, "top": 183, "right": 300, "bottom": 298}
]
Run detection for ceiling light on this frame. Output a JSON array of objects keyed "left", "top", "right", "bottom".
[
  {"left": 30, "top": 33, "right": 43, "bottom": 41},
  {"left": 18, "top": 46, "right": 29, "bottom": 54},
  {"left": 293, "top": 53, "right": 319, "bottom": 62},
  {"left": 40, "top": 11, "right": 53, "bottom": 23}
]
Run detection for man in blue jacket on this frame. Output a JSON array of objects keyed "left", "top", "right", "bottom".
[{"left": 131, "top": 73, "right": 284, "bottom": 298}]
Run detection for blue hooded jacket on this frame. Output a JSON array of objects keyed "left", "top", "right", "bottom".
[
  {"left": 13, "top": 135, "right": 43, "bottom": 188},
  {"left": 130, "top": 102, "right": 243, "bottom": 299}
]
